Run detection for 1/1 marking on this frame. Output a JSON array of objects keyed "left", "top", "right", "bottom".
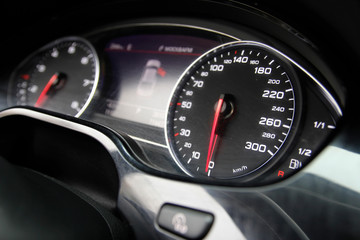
[{"left": 314, "top": 121, "right": 325, "bottom": 129}]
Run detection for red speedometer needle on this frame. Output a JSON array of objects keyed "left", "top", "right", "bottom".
[
  {"left": 35, "top": 73, "right": 59, "bottom": 107},
  {"left": 205, "top": 94, "right": 225, "bottom": 173}
]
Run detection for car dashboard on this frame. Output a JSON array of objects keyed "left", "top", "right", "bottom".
[{"left": 0, "top": 0, "right": 359, "bottom": 239}]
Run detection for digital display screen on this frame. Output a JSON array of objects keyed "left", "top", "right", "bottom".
[{"left": 103, "top": 34, "right": 222, "bottom": 128}]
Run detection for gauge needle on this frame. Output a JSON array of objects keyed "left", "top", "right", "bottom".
[
  {"left": 205, "top": 94, "right": 225, "bottom": 173},
  {"left": 35, "top": 73, "right": 59, "bottom": 107}
]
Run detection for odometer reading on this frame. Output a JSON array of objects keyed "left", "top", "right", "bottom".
[{"left": 166, "top": 41, "right": 299, "bottom": 179}]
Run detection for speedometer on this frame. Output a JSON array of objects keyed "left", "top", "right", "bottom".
[{"left": 166, "top": 41, "right": 301, "bottom": 179}]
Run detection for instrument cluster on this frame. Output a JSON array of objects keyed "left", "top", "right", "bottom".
[{"left": 2, "top": 21, "right": 343, "bottom": 186}]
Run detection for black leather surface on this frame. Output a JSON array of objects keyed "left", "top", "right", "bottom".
[{"left": 0, "top": 156, "right": 120, "bottom": 240}]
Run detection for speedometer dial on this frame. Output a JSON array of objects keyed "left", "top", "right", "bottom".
[
  {"left": 166, "top": 41, "right": 301, "bottom": 179},
  {"left": 8, "top": 36, "right": 99, "bottom": 117}
]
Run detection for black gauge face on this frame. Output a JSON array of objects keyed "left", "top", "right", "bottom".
[
  {"left": 8, "top": 37, "right": 99, "bottom": 117},
  {"left": 166, "top": 41, "right": 300, "bottom": 179}
]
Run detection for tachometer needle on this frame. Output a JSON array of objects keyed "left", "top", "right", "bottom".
[
  {"left": 35, "top": 73, "right": 59, "bottom": 107},
  {"left": 205, "top": 94, "right": 225, "bottom": 173}
]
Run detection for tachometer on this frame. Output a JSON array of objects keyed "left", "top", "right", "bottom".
[
  {"left": 8, "top": 36, "right": 99, "bottom": 117},
  {"left": 166, "top": 41, "right": 301, "bottom": 179}
]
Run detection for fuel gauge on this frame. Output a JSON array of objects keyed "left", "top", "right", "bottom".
[{"left": 8, "top": 36, "right": 99, "bottom": 117}]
